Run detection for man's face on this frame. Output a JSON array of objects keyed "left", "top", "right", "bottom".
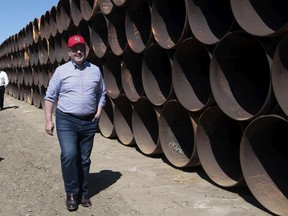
[{"left": 68, "top": 44, "right": 86, "bottom": 65}]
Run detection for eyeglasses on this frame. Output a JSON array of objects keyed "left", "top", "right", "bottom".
[{"left": 69, "top": 45, "right": 86, "bottom": 53}]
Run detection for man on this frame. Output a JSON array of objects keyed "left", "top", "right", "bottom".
[
  {"left": 44, "top": 35, "right": 106, "bottom": 211},
  {"left": 0, "top": 70, "right": 9, "bottom": 111}
]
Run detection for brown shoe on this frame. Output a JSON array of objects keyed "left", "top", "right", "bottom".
[
  {"left": 66, "top": 194, "right": 78, "bottom": 211},
  {"left": 81, "top": 195, "right": 92, "bottom": 207}
]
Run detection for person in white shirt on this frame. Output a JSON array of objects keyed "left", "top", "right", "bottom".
[{"left": 0, "top": 70, "right": 9, "bottom": 110}]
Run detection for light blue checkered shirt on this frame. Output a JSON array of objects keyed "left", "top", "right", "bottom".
[{"left": 44, "top": 60, "right": 106, "bottom": 116}]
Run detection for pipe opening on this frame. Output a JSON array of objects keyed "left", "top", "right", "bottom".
[
  {"left": 121, "top": 50, "right": 143, "bottom": 102},
  {"left": 125, "top": 0, "right": 152, "bottom": 53},
  {"left": 132, "top": 97, "right": 162, "bottom": 155},
  {"left": 142, "top": 44, "right": 172, "bottom": 106},
  {"left": 240, "top": 115, "right": 288, "bottom": 215},
  {"left": 231, "top": 0, "right": 288, "bottom": 36},
  {"left": 159, "top": 100, "right": 199, "bottom": 168},
  {"left": 210, "top": 32, "right": 272, "bottom": 120},
  {"left": 196, "top": 106, "right": 245, "bottom": 187},
  {"left": 172, "top": 38, "right": 212, "bottom": 112},
  {"left": 151, "top": 0, "right": 188, "bottom": 49}
]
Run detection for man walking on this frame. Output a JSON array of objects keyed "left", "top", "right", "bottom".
[{"left": 44, "top": 35, "right": 106, "bottom": 211}]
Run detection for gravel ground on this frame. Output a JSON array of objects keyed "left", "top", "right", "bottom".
[{"left": 0, "top": 95, "right": 274, "bottom": 216}]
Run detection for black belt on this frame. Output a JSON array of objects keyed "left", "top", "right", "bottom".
[
  {"left": 69, "top": 113, "right": 95, "bottom": 121},
  {"left": 58, "top": 109, "right": 95, "bottom": 121}
]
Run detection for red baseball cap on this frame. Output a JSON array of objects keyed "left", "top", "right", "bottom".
[{"left": 68, "top": 35, "right": 86, "bottom": 48}]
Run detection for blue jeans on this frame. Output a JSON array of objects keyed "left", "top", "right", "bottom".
[{"left": 56, "top": 109, "right": 99, "bottom": 196}]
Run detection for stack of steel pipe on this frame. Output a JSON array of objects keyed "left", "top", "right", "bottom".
[{"left": 0, "top": 0, "right": 287, "bottom": 215}]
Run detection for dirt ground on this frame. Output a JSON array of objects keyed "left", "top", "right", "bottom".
[{"left": 0, "top": 95, "right": 274, "bottom": 216}]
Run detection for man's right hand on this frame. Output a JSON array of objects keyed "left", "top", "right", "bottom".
[{"left": 45, "top": 121, "right": 54, "bottom": 136}]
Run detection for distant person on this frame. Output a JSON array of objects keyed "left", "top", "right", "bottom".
[
  {"left": 0, "top": 70, "right": 9, "bottom": 111},
  {"left": 44, "top": 35, "right": 106, "bottom": 211}
]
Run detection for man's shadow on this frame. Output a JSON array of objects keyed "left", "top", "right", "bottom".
[
  {"left": 88, "top": 170, "right": 122, "bottom": 197},
  {"left": 2, "top": 106, "right": 19, "bottom": 110}
]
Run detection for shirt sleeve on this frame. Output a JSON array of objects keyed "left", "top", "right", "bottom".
[
  {"left": 97, "top": 72, "right": 106, "bottom": 108},
  {"left": 44, "top": 69, "right": 61, "bottom": 103}
]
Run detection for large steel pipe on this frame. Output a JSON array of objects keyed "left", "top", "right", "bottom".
[
  {"left": 40, "top": 86, "right": 46, "bottom": 109},
  {"left": 4, "top": 84, "right": 11, "bottom": 97},
  {"left": 23, "top": 85, "right": 33, "bottom": 105},
  {"left": 99, "top": 95, "right": 117, "bottom": 138},
  {"left": 19, "top": 84, "right": 25, "bottom": 102},
  {"left": 0, "top": 39, "right": 7, "bottom": 56},
  {"left": 23, "top": 48, "right": 30, "bottom": 67},
  {"left": 49, "top": 6, "right": 58, "bottom": 37},
  {"left": 240, "top": 114, "right": 288, "bottom": 216},
  {"left": 121, "top": 50, "right": 144, "bottom": 102},
  {"left": 17, "top": 28, "right": 26, "bottom": 50},
  {"left": 210, "top": 31, "right": 277, "bottom": 121},
  {"left": 196, "top": 106, "right": 245, "bottom": 187},
  {"left": 151, "top": 0, "right": 189, "bottom": 50},
  {"left": 48, "top": 34, "right": 62, "bottom": 64},
  {"left": 103, "top": 52, "right": 122, "bottom": 99},
  {"left": 38, "top": 38, "right": 49, "bottom": 65},
  {"left": 272, "top": 32, "right": 288, "bottom": 117},
  {"left": 37, "top": 64, "right": 52, "bottom": 88},
  {"left": 6, "top": 83, "right": 19, "bottom": 100},
  {"left": 10, "top": 36, "right": 16, "bottom": 53},
  {"left": 55, "top": 0, "right": 65, "bottom": 34},
  {"left": 80, "top": 0, "right": 100, "bottom": 21},
  {"left": 9, "top": 38, "right": 17, "bottom": 55},
  {"left": 132, "top": 97, "right": 162, "bottom": 155},
  {"left": 86, "top": 52, "right": 103, "bottom": 72},
  {"left": 107, "top": 7, "right": 128, "bottom": 56},
  {"left": 186, "top": 0, "right": 234, "bottom": 45},
  {"left": 59, "top": 31, "right": 70, "bottom": 63},
  {"left": 125, "top": 0, "right": 152, "bottom": 53},
  {"left": 1, "top": 37, "right": 9, "bottom": 55},
  {"left": 69, "top": 0, "right": 83, "bottom": 27},
  {"left": 40, "top": 11, "right": 51, "bottom": 40},
  {"left": 48, "top": 37, "right": 56, "bottom": 64},
  {"left": 56, "top": 0, "right": 74, "bottom": 34},
  {"left": 113, "top": 94, "right": 135, "bottom": 146},
  {"left": 33, "top": 67, "right": 40, "bottom": 87},
  {"left": 159, "top": 99, "right": 199, "bottom": 168},
  {"left": 142, "top": 43, "right": 173, "bottom": 106},
  {"left": 10, "top": 51, "right": 17, "bottom": 68},
  {"left": 29, "top": 44, "right": 39, "bottom": 66},
  {"left": 99, "top": 0, "right": 114, "bottom": 15},
  {"left": 32, "top": 18, "right": 41, "bottom": 44},
  {"left": 23, "top": 66, "right": 34, "bottom": 87},
  {"left": 36, "top": 66, "right": 44, "bottom": 88},
  {"left": 0, "top": 54, "right": 11, "bottom": 69},
  {"left": 172, "top": 38, "right": 213, "bottom": 112},
  {"left": 9, "top": 53, "right": 15, "bottom": 68},
  {"left": 231, "top": 0, "right": 288, "bottom": 37},
  {"left": 6, "top": 69, "right": 16, "bottom": 85},
  {"left": 32, "top": 85, "right": 42, "bottom": 109},
  {"left": 24, "top": 22, "right": 34, "bottom": 47},
  {"left": 76, "top": 20, "right": 91, "bottom": 58},
  {"left": 89, "top": 12, "right": 109, "bottom": 58},
  {"left": 112, "top": 0, "right": 127, "bottom": 7},
  {"left": 17, "top": 67, "right": 24, "bottom": 86}
]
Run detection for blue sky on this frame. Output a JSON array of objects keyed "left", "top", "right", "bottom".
[{"left": 0, "top": 0, "right": 59, "bottom": 44}]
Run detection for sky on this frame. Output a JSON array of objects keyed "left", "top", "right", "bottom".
[{"left": 0, "top": 0, "right": 59, "bottom": 44}]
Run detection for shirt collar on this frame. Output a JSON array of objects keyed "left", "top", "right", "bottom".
[{"left": 71, "top": 61, "right": 86, "bottom": 70}]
